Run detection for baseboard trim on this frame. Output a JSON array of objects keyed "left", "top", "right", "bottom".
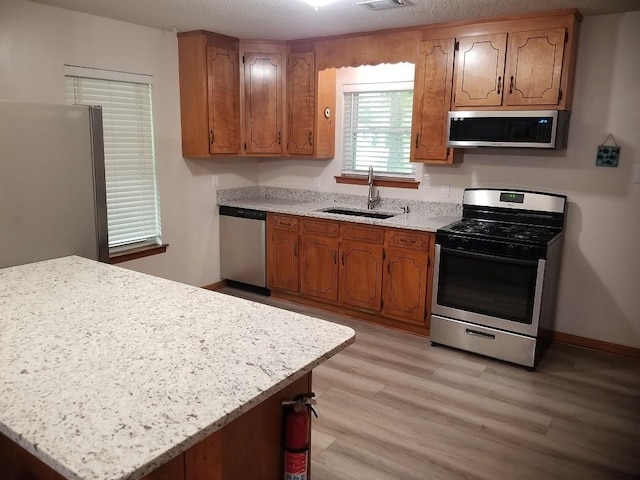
[
  {"left": 202, "top": 280, "right": 227, "bottom": 291},
  {"left": 551, "top": 331, "right": 640, "bottom": 358}
]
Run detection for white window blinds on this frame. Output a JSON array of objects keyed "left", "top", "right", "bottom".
[
  {"left": 342, "top": 82, "right": 415, "bottom": 178},
  {"left": 65, "top": 68, "right": 162, "bottom": 249}
]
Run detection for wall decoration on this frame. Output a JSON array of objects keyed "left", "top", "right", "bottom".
[{"left": 596, "top": 134, "right": 620, "bottom": 167}]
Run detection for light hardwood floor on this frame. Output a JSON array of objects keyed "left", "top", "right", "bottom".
[{"left": 220, "top": 288, "right": 640, "bottom": 480}]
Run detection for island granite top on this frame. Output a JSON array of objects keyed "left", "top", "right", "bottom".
[{"left": 0, "top": 256, "right": 355, "bottom": 480}]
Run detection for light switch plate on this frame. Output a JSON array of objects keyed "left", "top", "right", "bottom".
[
  {"left": 421, "top": 174, "right": 431, "bottom": 189},
  {"left": 212, "top": 175, "right": 219, "bottom": 188},
  {"left": 441, "top": 185, "right": 450, "bottom": 198}
]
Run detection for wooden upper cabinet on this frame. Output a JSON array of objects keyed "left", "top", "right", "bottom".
[
  {"left": 287, "top": 52, "right": 315, "bottom": 156},
  {"left": 505, "top": 28, "right": 566, "bottom": 106},
  {"left": 411, "top": 38, "right": 455, "bottom": 163},
  {"left": 177, "top": 31, "right": 240, "bottom": 158},
  {"left": 453, "top": 33, "right": 507, "bottom": 107},
  {"left": 241, "top": 42, "right": 286, "bottom": 156},
  {"left": 207, "top": 46, "right": 241, "bottom": 154},
  {"left": 452, "top": 27, "right": 570, "bottom": 109}
]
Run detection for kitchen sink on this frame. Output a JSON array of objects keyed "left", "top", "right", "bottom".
[{"left": 318, "top": 207, "right": 398, "bottom": 220}]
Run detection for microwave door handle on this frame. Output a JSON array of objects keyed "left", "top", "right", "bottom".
[{"left": 440, "top": 246, "right": 538, "bottom": 267}]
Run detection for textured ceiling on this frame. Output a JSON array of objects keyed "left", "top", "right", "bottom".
[{"left": 28, "top": 0, "right": 639, "bottom": 40}]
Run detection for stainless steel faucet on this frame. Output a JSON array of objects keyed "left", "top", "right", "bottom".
[{"left": 367, "top": 165, "right": 380, "bottom": 210}]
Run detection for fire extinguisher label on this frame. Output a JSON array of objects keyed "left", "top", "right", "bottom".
[{"left": 285, "top": 451, "right": 307, "bottom": 480}]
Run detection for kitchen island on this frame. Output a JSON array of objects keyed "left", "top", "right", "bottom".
[{"left": 0, "top": 256, "right": 355, "bottom": 480}]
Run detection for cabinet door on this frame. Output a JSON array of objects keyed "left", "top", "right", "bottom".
[
  {"left": 338, "top": 241, "right": 383, "bottom": 311},
  {"left": 207, "top": 46, "right": 241, "bottom": 154},
  {"left": 288, "top": 52, "right": 315, "bottom": 156},
  {"left": 453, "top": 33, "right": 507, "bottom": 107},
  {"left": 505, "top": 29, "right": 566, "bottom": 106},
  {"left": 267, "top": 230, "right": 299, "bottom": 293},
  {"left": 300, "top": 235, "right": 339, "bottom": 301},
  {"left": 382, "top": 247, "right": 429, "bottom": 325},
  {"left": 411, "top": 38, "right": 455, "bottom": 162},
  {"left": 243, "top": 50, "right": 284, "bottom": 155}
]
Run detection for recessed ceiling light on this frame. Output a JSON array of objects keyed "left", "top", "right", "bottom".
[{"left": 305, "top": 0, "right": 335, "bottom": 9}]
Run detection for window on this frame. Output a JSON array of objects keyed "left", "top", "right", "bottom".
[
  {"left": 65, "top": 66, "right": 162, "bottom": 251},
  {"left": 342, "top": 81, "right": 415, "bottom": 178}
]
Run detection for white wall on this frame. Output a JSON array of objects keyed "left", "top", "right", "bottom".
[
  {"left": 260, "top": 12, "right": 640, "bottom": 348},
  {"left": 2, "top": 1, "right": 638, "bottom": 348},
  {"left": 0, "top": 0, "right": 260, "bottom": 287}
]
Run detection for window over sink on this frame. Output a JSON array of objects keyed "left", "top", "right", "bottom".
[{"left": 340, "top": 63, "right": 415, "bottom": 180}]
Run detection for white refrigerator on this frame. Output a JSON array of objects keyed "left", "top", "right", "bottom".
[{"left": 0, "top": 101, "right": 109, "bottom": 268}]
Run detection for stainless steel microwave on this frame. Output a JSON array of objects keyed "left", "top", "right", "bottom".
[{"left": 447, "top": 110, "right": 570, "bottom": 149}]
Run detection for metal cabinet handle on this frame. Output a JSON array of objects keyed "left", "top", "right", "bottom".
[
  {"left": 209, "top": 130, "right": 214, "bottom": 145},
  {"left": 509, "top": 76, "right": 514, "bottom": 94},
  {"left": 465, "top": 329, "right": 495, "bottom": 340},
  {"left": 308, "top": 131, "right": 312, "bottom": 145},
  {"left": 278, "top": 131, "right": 282, "bottom": 145},
  {"left": 415, "top": 133, "right": 420, "bottom": 149},
  {"left": 341, "top": 252, "right": 345, "bottom": 266},
  {"left": 497, "top": 76, "right": 502, "bottom": 94},
  {"left": 294, "top": 243, "right": 298, "bottom": 257},
  {"left": 333, "top": 251, "right": 337, "bottom": 264}
]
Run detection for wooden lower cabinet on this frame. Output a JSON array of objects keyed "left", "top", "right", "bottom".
[
  {"left": 268, "top": 229, "right": 299, "bottom": 292},
  {"left": 267, "top": 216, "right": 435, "bottom": 335},
  {"left": 300, "top": 234, "right": 339, "bottom": 301},
  {"left": 267, "top": 214, "right": 300, "bottom": 293},
  {"left": 338, "top": 241, "right": 383, "bottom": 311},
  {"left": 382, "top": 247, "right": 429, "bottom": 325},
  {"left": 0, "top": 374, "right": 313, "bottom": 480}
]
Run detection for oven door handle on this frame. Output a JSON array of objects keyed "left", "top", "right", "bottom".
[
  {"left": 439, "top": 246, "right": 538, "bottom": 267},
  {"left": 465, "top": 328, "right": 496, "bottom": 340}
]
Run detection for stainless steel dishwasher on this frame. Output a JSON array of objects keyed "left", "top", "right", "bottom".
[{"left": 219, "top": 205, "right": 267, "bottom": 289}]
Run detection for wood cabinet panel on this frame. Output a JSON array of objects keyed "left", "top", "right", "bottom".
[
  {"left": 178, "top": 31, "right": 240, "bottom": 158},
  {"left": 267, "top": 214, "right": 299, "bottom": 293},
  {"left": 385, "top": 229, "right": 431, "bottom": 251},
  {"left": 267, "top": 230, "right": 299, "bottom": 292},
  {"left": 505, "top": 28, "right": 566, "bottom": 106},
  {"left": 338, "top": 241, "right": 383, "bottom": 311},
  {"left": 300, "top": 235, "right": 339, "bottom": 301},
  {"left": 242, "top": 43, "right": 286, "bottom": 155},
  {"left": 272, "top": 214, "right": 299, "bottom": 231},
  {"left": 206, "top": 46, "right": 241, "bottom": 154},
  {"left": 453, "top": 33, "right": 507, "bottom": 107},
  {"left": 382, "top": 247, "right": 429, "bottom": 325},
  {"left": 288, "top": 52, "right": 315, "bottom": 156},
  {"left": 340, "top": 223, "right": 384, "bottom": 244},
  {"left": 411, "top": 38, "right": 455, "bottom": 163},
  {"left": 300, "top": 218, "right": 339, "bottom": 237}
]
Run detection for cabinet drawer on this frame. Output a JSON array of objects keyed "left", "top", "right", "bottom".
[
  {"left": 270, "top": 214, "right": 298, "bottom": 231},
  {"left": 385, "top": 229, "right": 432, "bottom": 251},
  {"left": 300, "top": 218, "right": 339, "bottom": 237},
  {"left": 340, "top": 224, "right": 384, "bottom": 244}
]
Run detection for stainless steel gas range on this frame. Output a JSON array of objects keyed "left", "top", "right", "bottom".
[{"left": 430, "top": 188, "right": 566, "bottom": 369}]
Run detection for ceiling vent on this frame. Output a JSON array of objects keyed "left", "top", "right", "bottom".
[{"left": 357, "top": 0, "right": 413, "bottom": 11}]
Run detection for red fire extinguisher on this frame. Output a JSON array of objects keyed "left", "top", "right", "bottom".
[{"left": 283, "top": 393, "right": 317, "bottom": 480}]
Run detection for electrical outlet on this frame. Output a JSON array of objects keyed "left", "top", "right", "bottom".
[
  {"left": 441, "top": 185, "right": 450, "bottom": 198},
  {"left": 421, "top": 174, "right": 431, "bottom": 189},
  {"left": 314, "top": 176, "right": 321, "bottom": 188},
  {"left": 212, "top": 175, "right": 219, "bottom": 188}
]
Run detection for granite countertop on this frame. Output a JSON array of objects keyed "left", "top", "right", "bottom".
[
  {"left": 217, "top": 186, "right": 462, "bottom": 233},
  {"left": 0, "top": 256, "right": 355, "bottom": 480}
]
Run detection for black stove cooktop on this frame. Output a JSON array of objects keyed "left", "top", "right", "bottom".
[{"left": 441, "top": 218, "right": 562, "bottom": 245}]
